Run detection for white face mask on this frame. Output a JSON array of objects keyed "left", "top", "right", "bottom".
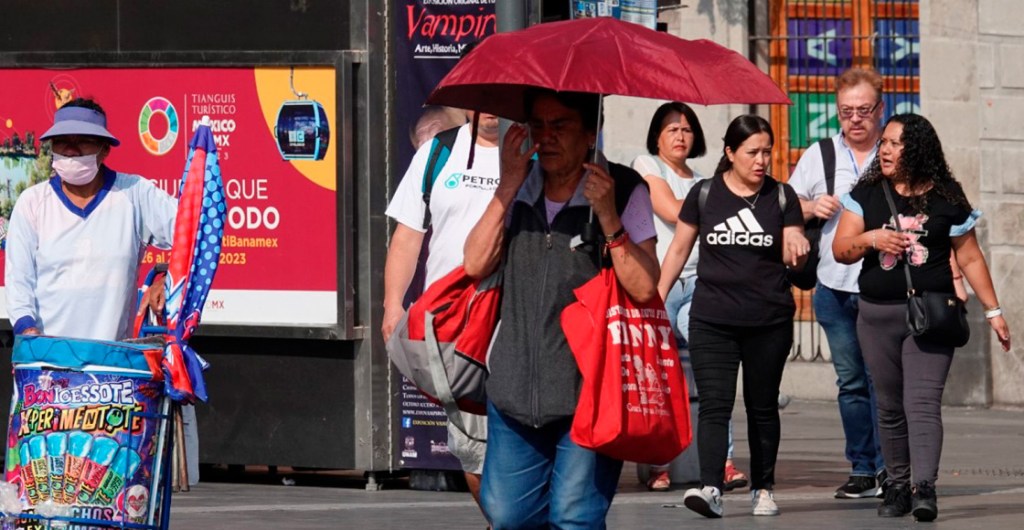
[{"left": 52, "top": 153, "right": 100, "bottom": 186}]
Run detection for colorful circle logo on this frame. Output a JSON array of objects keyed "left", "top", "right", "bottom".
[{"left": 138, "top": 97, "right": 179, "bottom": 156}]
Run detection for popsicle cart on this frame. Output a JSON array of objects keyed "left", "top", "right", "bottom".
[
  {"left": 3, "top": 335, "right": 177, "bottom": 529},
  {"left": 1, "top": 118, "right": 223, "bottom": 529}
]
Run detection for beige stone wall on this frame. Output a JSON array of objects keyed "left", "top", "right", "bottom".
[{"left": 923, "top": 0, "right": 1024, "bottom": 406}]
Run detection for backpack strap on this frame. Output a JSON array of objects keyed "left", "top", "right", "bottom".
[
  {"left": 818, "top": 138, "right": 836, "bottom": 196},
  {"left": 421, "top": 126, "right": 462, "bottom": 230},
  {"left": 697, "top": 177, "right": 711, "bottom": 217},
  {"left": 424, "top": 311, "right": 486, "bottom": 442},
  {"left": 698, "top": 176, "right": 788, "bottom": 218}
]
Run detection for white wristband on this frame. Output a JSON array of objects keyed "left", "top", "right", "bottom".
[{"left": 985, "top": 308, "right": 1003, "bottom": 319}]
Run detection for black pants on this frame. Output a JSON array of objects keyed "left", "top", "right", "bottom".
[{"left": 689, "top": 317, "right": 792, "bottom": 491}]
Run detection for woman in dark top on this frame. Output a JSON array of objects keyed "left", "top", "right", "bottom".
[
  {"left": 833, "top": 113, "right": 1011, "bottom": 522},
  {"left": 659, "top": 115, "right": 809, "bottom": 518}
]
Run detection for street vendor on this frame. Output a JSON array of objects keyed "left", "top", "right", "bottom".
[{"left": 5, "top": 98, "right": 177, "bottom": 341}]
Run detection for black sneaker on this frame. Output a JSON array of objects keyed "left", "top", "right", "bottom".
[
  {"left": 912, "top": 482, "right": 938, "bottom": 522},
  {"left": 835, "top": 475, "right": 877, "bottom": 499},
  {"left": 877, "top": 482, "right": 912, "bottom": 517},
  {"left": 874, "top": 469, "right": 888, "bottom": 499}
]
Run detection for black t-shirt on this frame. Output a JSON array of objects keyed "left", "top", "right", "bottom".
[
  {"left": 849, "top": 183, "right": 971, "bottom": 303},
  {"left": 679, "top": 175, "right": 804, "bottom": 326}
]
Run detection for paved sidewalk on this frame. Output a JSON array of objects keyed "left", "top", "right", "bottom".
[{"left": 169, "top": 400, "right": 1024, "bottom": 529}]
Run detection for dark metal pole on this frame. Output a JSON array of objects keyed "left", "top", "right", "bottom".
[
  {"left": 496, "top": 0, "right": 530, "bottom": 140},
  {"left": 496, "top": 0, "right": 528, "bottom": 33}
]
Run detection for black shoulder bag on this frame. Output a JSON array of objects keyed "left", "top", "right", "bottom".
[
  {"left": 788, "top": 139, "right": 836, "bottom": 290},
  {"left": 881, "top": 180, "right": 970, "bottom": 347}
]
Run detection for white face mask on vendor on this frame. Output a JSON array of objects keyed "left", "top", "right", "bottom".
[{"left": 52, "top": 153, "right": 101, "bottom": 186}]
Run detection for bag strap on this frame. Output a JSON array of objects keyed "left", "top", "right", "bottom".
[
  {"left": 421, "top": 126, "right": 462, "bottom": 230},
  {"left": 880, "top": 180, "right": 915, "bottom": 296},
  {"left": 424, "top": 311, "right": 486, "bottom": 442},
  {"left": 818, "top": 138, "right": 836, "bottom": 196},
  {"left": 697, "top": 177, "right": 711, "bottom": 217},
  {"left": 700, "top": 175, "right": 788, "bottom": 219}
]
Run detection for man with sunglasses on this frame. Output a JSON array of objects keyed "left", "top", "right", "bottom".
[
  {"left": 788, "top": 67, "right": 887, "bottom": 499},
  {"left": 5, "top": 98, "right": 177, "bottom": 341}
]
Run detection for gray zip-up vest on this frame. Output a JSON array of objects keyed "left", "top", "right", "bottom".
[{"left": 486, "top": 162, "right": 645, "bottom": 428}]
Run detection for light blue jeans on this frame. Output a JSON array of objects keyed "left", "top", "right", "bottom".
[
  {"left": 664, "top": 276, "right": 697, "bottom": 345},
  {"left": 481, "top": 402, "right": 622, "bottom": 530},
  {"left": 813, "top": 283, "right": 884, "bottom": 476}
]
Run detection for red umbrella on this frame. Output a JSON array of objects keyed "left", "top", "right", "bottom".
[{"left": 427, "top": 17, "right": 790, "bottom": 121}]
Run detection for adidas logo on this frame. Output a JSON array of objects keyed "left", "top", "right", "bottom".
[{"left": 705, "top": 208, "right": 774, "bottom": 247}]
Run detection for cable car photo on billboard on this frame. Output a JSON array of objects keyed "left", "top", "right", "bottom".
[
  {"left": 275, "top": 99, "right": 330, "bottom": 160},
  {"left": 274, "top": 67, "right": 331, "bottom": 161}
]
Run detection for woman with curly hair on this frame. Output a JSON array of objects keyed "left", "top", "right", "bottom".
[{"left": 833, "top": 113, "right": 1011, "bottom": 522}]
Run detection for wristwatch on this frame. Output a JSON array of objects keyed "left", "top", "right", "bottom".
[{"left": 604, "top": 226, "right": 626, "bottom": 243}]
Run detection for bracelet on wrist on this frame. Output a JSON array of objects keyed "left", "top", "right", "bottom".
[
  {"left": 605, "top": 230, "right": 629, "bottom": 250},
  {"left": 604, "top": 226, "right": 626, "bottom": 243},
  {"left": 984, "top": 307, "right": 1003, "bottom": 319},
  {"left": 871, "top": 231, "right": 877, "bottom": 250}
]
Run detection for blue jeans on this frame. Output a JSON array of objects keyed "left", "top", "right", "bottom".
[
  {"left": 813, "top": 283, "right": 884, "bottom": 476},
  {"left": 480, "top": 402, "right": 623, "bottom": 530},
  {"left": 664, "top": 276, "right": 697, "bottom": 345}
]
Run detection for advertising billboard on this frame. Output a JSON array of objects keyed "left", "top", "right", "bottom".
[
  {"left": 394, "top": 0, "right": 495, "bottom": 471},
  {"left": 0, "top": 67, "right": 338, "bottom": 329}
]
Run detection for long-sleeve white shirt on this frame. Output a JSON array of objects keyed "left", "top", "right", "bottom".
[{"left": 5, "top": 168, "right": 176, "bottom": 341}]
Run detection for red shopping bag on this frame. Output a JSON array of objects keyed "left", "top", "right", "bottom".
[{"left": 561, "top": 268, "right": 692, "bottom": 464}]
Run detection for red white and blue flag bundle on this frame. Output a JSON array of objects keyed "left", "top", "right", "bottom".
[{"left": 142, "top": 121, "right": 225, "bottom": 402}]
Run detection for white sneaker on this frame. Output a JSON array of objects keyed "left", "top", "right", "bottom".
[
  {"left": 683, "top": 486, "right": 724, "bottom": 518},
  {"left": 752, "top": 488, "right": 779, "bottom": 516}
]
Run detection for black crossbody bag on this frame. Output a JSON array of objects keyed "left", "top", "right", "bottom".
[{"left": 881, "top": 181, "right": 970, "bottom": 347}]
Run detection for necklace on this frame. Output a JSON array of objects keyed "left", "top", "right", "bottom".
[
  {"left": 739, "top": 191, "right": 759, "bottom": 210},
  {"left": 726, "top": 172, "right": 763, "bottom": 210}
]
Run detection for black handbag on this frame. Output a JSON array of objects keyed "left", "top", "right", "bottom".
[{"left": 881, "top": 181, "right": 970, "bottom": 347}]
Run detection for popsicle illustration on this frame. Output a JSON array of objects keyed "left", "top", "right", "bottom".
[
  {"left": 62, "top": 431, "right": 94, "bottom": 501},
  {"left": 19, "top": 443, "right": 40, "bottom": 505},
  {"left": 46, "top": 432, "right": 68, "bottom": 504},
  {"left": 27, "top": 435, "right": 50, "bottom": 502},
  {"left": 76, "top": 436, "right": 118, "bottom": 504},
  {"left": 93, "top": 447, "right": 143, "bottom": 506}
]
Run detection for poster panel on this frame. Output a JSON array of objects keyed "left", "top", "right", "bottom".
[
  {"left": 788, "top": 92, "right": 839, "bottom": 149},
  {"left": 0, "top": 67, "right": 338, "bottom": 328},
  {"left": 394, "top": 0, "right": 496, "bottom": 170},
  {"left": 874, "top": 19, "right": 920, "bottom": 76},
  {"left": 571, "top": 1, "right": 658, "bottom": 28},
  {"left": 787, "top": 18, "right": 854, "bottom": 76},
  {"left": 394, "top": 0, "right": 496, "bottom": 472}
]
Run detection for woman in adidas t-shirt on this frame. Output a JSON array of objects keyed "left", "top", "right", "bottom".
[{"left": 658, "top": 115, "right": 808, "bottom": 518}]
